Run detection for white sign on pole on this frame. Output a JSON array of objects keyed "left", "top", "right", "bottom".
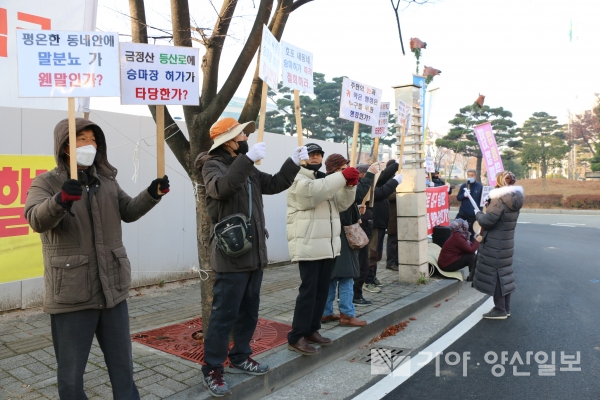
[
  {"left": 371, "top": 102, "right": 390, "bottom": 138},
  {"left": 258, "top": 25, "right": 280, "bottom": 90},
  {"left": 339, "top": 77, "right": 382, "bottom": 127},
  {"left": 280, "top": 41, "right": 313, "bottom": 94},
  {"left": 119, "top": 42, "right": 199, "bottom": 105},
  {"left": 425, "top": 156, "right": 435, "bottom": 173},
  {"left": 480, "top": 186, "right": 494, "bottom": 207},
  {"left": 397, "top": 98, "right": 412, "bottom": 133},
  {"left": 16, "top": 30, "right": 119, "bottom": 97}
]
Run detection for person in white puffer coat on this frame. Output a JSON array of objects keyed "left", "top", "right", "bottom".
[{"left": 286, "top": 144, "right": 358, "bottom": 356}]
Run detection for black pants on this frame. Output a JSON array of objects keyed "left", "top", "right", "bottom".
[
  {"left": 50, "top": 300, "right": 139, "bottom": 400},
  {"left": 202, "top": 269, "right": 263, "bottom": 375},
  {"left": 456, "top": 212, "right": 477, "bottom": 240},
  {"left": 367, "top": 228, "right": 386, "bottom": 283},
  {"left": 386, "top": 234, "right": 398, "bottom": 267},
  {"left": 288, "top": 259, "right": 335, "bottom": 344},
  {"left": 354, "top": 245, "right": 370, "bottom": 299},
  {"left": 441, "top": 253, "right": 476, "bottom": 273},
  {"left": 493, "top": 278, "right": 512, "bottom": 313}
]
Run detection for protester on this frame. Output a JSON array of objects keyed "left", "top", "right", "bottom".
[
  {"left": 286, "top": 144, "right": 358, "bottom": 355},
  {"left": 195, "top": 118, "right": 306, "bottom": 397},
  {"left": 432, "top": 170, "right": 452, "bottom": 194},
  {"left": 472, "top": 171, "right": 523, "bottom": 320},
  {"left": 24, "top": 118, "right": 170, "bottom": 400},
  {"left": 437, "top": 218, "right": 479, "bottom": 280},
  {"left": 386, "top": 191, "right": 399, "bottom": 271},
  {"left": 321, "top": 154, "right": 372, "bottom": 327},
  {"left": 456, "top": 169, "right": 483, "bottom": 238},
  {"left": 366, "top": 160, "right": 402, "bottom": 291}
]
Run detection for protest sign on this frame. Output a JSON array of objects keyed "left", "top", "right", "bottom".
[
  {"left": 339, "top": 77, "right": 382, "bottom": 166},
  {"left": 256, "top": 25, "right": 281, "bottom": 164},
  {"left": 0, "top": 155, "right": 56, "bottom": 283},
  {"left": 371, "top": 102, "right": 390, "bottom": 139},
  {"left": 474, "top": 122, "right": 504, "bottom": 186},
  {"left": 426, "top": 186, "right": 450, "bottom": 235},
  {"left": 119, "top": 42, "right": 199, "bottom": 105},
  {"left": 425, "top": 156, "right": 435, "bottom": 173},
  {"left": 480, "top": 186, "right": 494, "bottom": 207},
  {"left": 17, "top": 30, "right": 119, "bottom": 97}
]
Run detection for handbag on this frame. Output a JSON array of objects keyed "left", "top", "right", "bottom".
[
  {"left": 213, "top": 178, "right": 253, "bottom": 258},
  {"left": 343, "top": 222, "right": 369, "bottom": 249}
]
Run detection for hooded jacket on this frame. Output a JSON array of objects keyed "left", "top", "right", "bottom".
[
  {"left": 196, "top": 147, "right": 299, "bottom": 273},
  {"left": 24, "top": 118, "right": 160, "bottom": 314},
  {"left": 472, "top": 185, "right": 524, "bottom": 297},
  {"left": 372, "top": 162, "right": 400, "bottom": 230},
  {"left": 286, "top": 168, "right": 356, "bottom": 262}
]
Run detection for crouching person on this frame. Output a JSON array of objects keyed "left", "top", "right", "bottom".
[
  {"left": 286, "top": 144, "right": 359, "bottom": 355},
  {"left": 437, "top": 218, "right": 479, "bottom": 281},
  {"left": 24, "top": 118, "right": 169, "bottom": 400},
  {"left": 196, "top": 118, "right": 305, "bottom": 397}
]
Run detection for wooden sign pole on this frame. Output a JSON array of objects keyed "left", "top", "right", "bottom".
[
  {"left": 372, "top": 137, "right": 380, "bottom": 163},
  {"left": 255, "top": 81, "right": 268, "bottom": 165},
  {"left": 156, "top": 105, "right": 165, "bottom": 194},
  {"left": 398, "top": 120, "right": 408, "bottom": 174},
  {"left": 294, "top": 89, "right": 304, "bottom": 147},
  {"left": 350, "top": 122, "right": 360, "bottom": 167},
  {"left": 67, "top": 98, "right": 78, "bottom": 180}
]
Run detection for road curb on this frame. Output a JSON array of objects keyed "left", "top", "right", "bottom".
[
  {"left": 450, "top": 207, "right": 600, "bottom": 215},
  {"left": 166, "top": 279, "right": 462, "bottom": 400}
]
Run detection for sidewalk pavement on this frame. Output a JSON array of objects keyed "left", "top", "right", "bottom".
[{"left": 0, "top": 261, "right": 458, "bottom": 400}]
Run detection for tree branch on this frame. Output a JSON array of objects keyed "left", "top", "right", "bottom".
[
  {"left": 238, "top": 0, "right": 292, "bottom": 123},
  {"left": 204, "top": 0, "right": 275, "bottom": 123},
  {"left": 128, "top": 0, "right": 191, "bottom": 175},
  {"left": 291, "top": 0, "right": 314, "bottom": 11}
]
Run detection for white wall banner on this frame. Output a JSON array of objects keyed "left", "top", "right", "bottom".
[
  {"left": 120, "top": 42, "right": 199, "bottom": 105},
  {"left": 280, "top": 41, "right": 313, "bottom": 94},
  {"left": 339, "top": 77, "right": 382, "bottom": 127},
  {"left": 0, "top": 0, "right": 98, "bottom": 107},
  {"left": 17, "top": 30, "right": 120, "bottom": 97},
  {"left": 258, "top": 25, "right": 280, "bottom": 90},
  {"left": 371, "top": 102, "right": 390, "bottom": 138}
]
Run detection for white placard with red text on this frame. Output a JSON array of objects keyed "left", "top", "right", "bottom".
[
  {"left": 119, "top": 42, "right": 199, "bottom": 105},
  {"left": 339, "top": 77, "right": 382, "bottom": 127},
  {"left": 280, "top": 41, "right": 313, "bottom": 94},
  {"left": 258, "top": 25, "right": 280, "bottom": 90},
  {"left": 16, "top": 30, "right": 119, "bottom": 97},
  {"left": 371, "top": 102, "right": 390, "bottom": 138}
]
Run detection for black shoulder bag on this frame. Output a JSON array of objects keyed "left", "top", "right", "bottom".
[{"left": 213, "top": 178, "right": 253, "bottom": 258}]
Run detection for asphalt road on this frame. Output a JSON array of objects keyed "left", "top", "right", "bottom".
[{"left": 383, "top": 222, "right": 600, "bottom": 400}]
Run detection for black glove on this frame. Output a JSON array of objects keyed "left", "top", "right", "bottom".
[
  {"left": 148, "top": 175, "right": 170, "bottom": 199},
  {"left": 59, "top": 179, "right": 83, "bottom": 203}
]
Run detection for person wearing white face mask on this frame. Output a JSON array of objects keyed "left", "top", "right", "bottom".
[
  {"left": 24, "top": 118, "right": 169, "bottom": 400},
  {"left": 455, "top": 169, "right": 483, "bottom": 239}
]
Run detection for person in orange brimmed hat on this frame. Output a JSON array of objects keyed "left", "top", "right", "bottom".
[{"left": 194, "top": 118, "right": 308, "bottom": 397}]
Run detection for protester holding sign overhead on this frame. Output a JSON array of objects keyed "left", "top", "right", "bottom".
[
  {"left": 24, "top": 118, "right": 169, "bottom": 400},
  {"left": 195, "top": 118, "right": 306, "bottom": 397}
]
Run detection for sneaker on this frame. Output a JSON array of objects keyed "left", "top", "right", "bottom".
[
  {"left": 227, "top": 356, "right": 269, "bottom": 375},
  {"left": 482, "top": 309, "right": 508, "bottom": 320},
  {"left": 353, "top": 297, "right": 372, "bottom": 307},
  {"left": 203, "top": 369, "right": 231, "bottom": 397},
  {"left": 373, "top": 278, "right": 383, "bottom": 287},
  {"left": 507, "top": 312, "right": 511, "bottom": 317},
  {"left": 363, "top": 283, "right": 381, "bottom": 293}
]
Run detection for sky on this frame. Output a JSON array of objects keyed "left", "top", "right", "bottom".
[{"left": 92, "top": 0, "right": 600, "bottom": 135}]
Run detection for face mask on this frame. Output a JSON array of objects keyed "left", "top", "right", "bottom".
[
  {"left": 305, "top": 163, "right": 322, "bottom": 172},
  {"left": 233, "top": 140, "right": 249, "bottom": 155},
  {"left": 67, "top": 145, "right": 96, "bottom": 167},
  {"left": 467, "top": 177, "right": 475, "bottom": 183}
]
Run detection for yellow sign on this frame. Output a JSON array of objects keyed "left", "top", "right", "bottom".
[{"left": 0, "top": 155, "right": 56, "bottom": 283}]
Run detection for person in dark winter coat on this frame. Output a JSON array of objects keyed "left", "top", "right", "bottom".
[
  {"left": 472, "top": 171, "right": 523, "bottom": 320},
  {"left": 456, "top": 169, "right": 483, "bottom": 238},
  {"left": 25, "top": 118, "right": 169, "bottom": 400},
  {"left": 321, "top": 155, "right": 377, "bottom": 327},
  {"left": 432, "top": 170, "right": 452, "bottom": 195},
  {"left": 367, "top": 159, "right": 402, "bottom": 289},
  {"left": 386, "top": 192, "right": 399, "bottom": 270},
  {"left": 195, "top": 118, "right": 305, "bottom": 397},
  {"left": 438, "top": 219, "right": 479, "bottom": 279}
]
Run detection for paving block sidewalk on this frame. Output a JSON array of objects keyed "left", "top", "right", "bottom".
[{"left": 0, "top": 262, "right": 422, "bottom": 400}]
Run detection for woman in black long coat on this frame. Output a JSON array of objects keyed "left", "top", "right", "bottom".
[{"left": 473, "top": 171, "right": 524, "bottom": 320}]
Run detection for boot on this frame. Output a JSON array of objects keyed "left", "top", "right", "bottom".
[
  {"left": 305, "top": 331, "right": 332, "bottom": 346},
  {"left": 321, "top": 313, "right": 340, "bottom": 322},
  {"left": 288, "top": 337, "right": 318, "bottom": 355},
  {"left": 340, "top": 312, "right": 367, "bottom": 327}
]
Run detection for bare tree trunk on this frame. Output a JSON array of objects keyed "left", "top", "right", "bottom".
[{"left": 476, "top": 156, "right": 482, "bottom": 183}]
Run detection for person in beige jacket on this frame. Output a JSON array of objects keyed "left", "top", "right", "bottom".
[
  {"left": 24, "top": 118, "right": 168, "bottom": 400},
  {"left": 286, "top": 143, "right": 359, "bottom": 355}
]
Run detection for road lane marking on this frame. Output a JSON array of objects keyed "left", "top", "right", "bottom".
[
  {"left": 551, "top": 224, "right": 576, "bottom": 227},
  {"left": 353, "top": 298, "right": 494, "bottom": 400},
  {"left": 555, "top": 223, "right": 586, "bottom": 226}
]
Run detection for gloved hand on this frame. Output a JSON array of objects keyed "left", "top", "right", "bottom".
[
  {"left": 247, "top": 142, "right": 266, "bottom": 162},
  {"left": 393, "top": 174, "right": 403, "bottom": 184},
  {"left": 148, "top": 175, "right": 170, "bottom": 199},
  {"left": 342, "top": 167, "right": 360, "bottom": 186},
  {"left": 291, "top": 146, "right": 308, "bottom": 166},
  {"left": 464, "top": 189, "right": 470, "bottom": 198},
  {"left": 428, "top": 182, "right": 435, "bottom": 187},
  {"left": 367, "top": 161, "right": 386, "bottom": 174},
  {"left": 60, "top": 179, "right": 83, "bottom": 203},
  {"left": 474, "top": 207, "right": 480, "bottom": 214}
]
